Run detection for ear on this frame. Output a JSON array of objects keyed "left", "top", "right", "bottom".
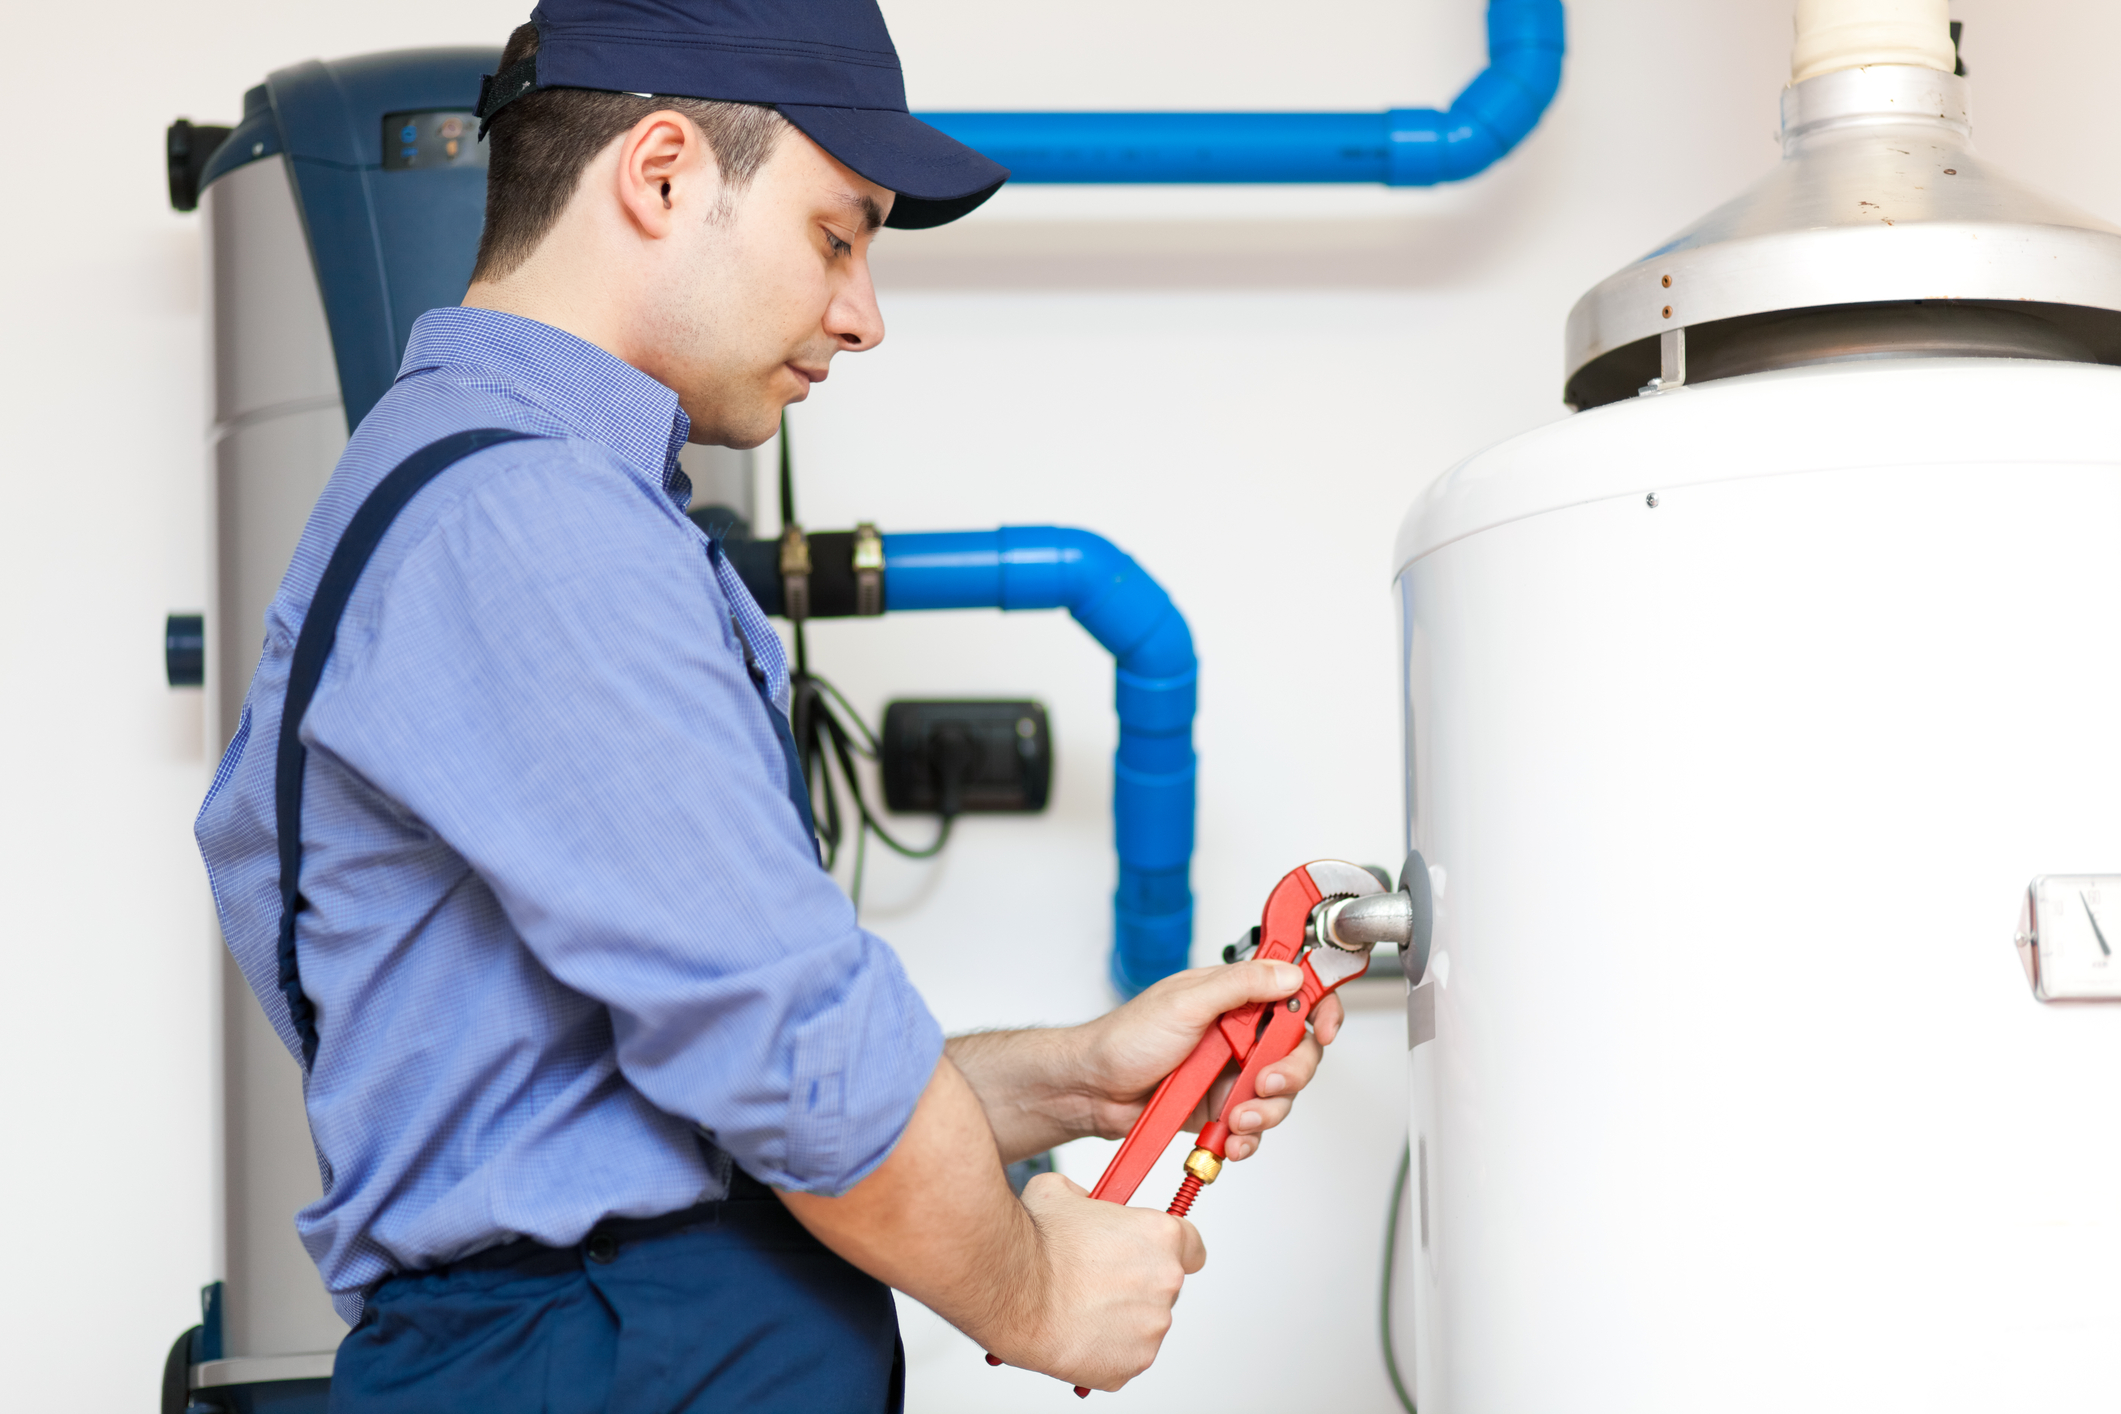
[{"left": 613, "top": 110, "right": 721, "bottom": 240}]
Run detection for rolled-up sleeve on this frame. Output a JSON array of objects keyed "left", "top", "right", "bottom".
[{"left": 303, "top": 444, "right": 941, "bottom": 1194}]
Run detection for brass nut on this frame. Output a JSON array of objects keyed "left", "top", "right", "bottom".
[
  {"left": 778, "top": 524, "right": 812, "bottom": 576},
  {"left": 851, "top": 522, "right": 885, "bottom": 572},
  {"left": 1183, "top": 1147, "right": 1223, "bottom": 1185}
]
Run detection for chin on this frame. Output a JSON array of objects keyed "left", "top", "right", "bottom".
[
  {"left": 738, "top": 399, "right": 796, "bottom": 449},
  {"left": 717, "top": 416, "right": 778, "bottom": 451},
  {"left": 686, "top": 388, "right": 790, "bottom": 450}
]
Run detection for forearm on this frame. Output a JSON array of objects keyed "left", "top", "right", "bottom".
[
  {"left": 774, "top": 1057, "right": 1052, "bottom": 1359},
  {"left": 945, "top": 1027, "right": 1103, "bottom": 1164}
]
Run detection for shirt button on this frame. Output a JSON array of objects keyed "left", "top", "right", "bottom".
[{"left": 585, "top": 1233, "right": 618, "bottom": 1264}]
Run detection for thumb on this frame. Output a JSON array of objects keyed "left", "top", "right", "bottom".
[
  {"left": 1025, "top": 1170, "right": 1089, "bottom": 1200},
  {"left": 1191, "top": 958, "right": 1304, "bottom": 1013},
  {"left": 1172, "top": 1215, "right": 1207, "bottom": 1273}
]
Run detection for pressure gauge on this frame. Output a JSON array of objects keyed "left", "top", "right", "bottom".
[{"left": 2016, "top": 875, "right": 2121, "bottom": 1002}]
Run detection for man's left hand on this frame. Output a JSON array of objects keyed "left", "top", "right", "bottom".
[{"left": 1078, "top": 960, "right": 1342, "bottom": 1163}]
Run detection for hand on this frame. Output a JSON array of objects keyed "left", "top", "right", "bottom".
[
  {"left": 1004, "top": 1170, "right": 1206, "bottom": 1391},
  {"left": 777, "top": 1059, "right": 1201, "bottom": 1391},
  {"left": 1080, "top": 959, "right": 1345, "bottom": 1163}
]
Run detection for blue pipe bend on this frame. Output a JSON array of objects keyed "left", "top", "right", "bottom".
[
  {"left": 884, "top": 528, "right": 1195, "bottom": 995},
  {"left": 916, "top": 0, "right": 1564, "bottom": 187}
]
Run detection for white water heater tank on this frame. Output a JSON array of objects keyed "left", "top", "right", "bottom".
[{"left": 1393, "top": 23, "right": 2121, "bottom": 1414}]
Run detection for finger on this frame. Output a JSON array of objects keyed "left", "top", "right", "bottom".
[
  {"left": 1223, "top": 1100, "right": 1292, "bottom": 1161},
  {"left": 1229, "top": 1096, "right": 1293, "bottom": 1133},
  {"left": 1255, "top": 1035, "right": 1324, "bottom": 1100},
  {"left": 1171, "top": 1215, "right": 1207, "bottom": 1274},
  {"left": 1312, "top": 992, "right": 1346, "bottom": 1046}
]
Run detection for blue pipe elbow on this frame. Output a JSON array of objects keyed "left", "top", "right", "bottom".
[
  {"left": 917, "top": 0, "right": 1563, "bottom": 188},
  {"left": 884, "top": 529, "right": 1196, "bottom": 995}
]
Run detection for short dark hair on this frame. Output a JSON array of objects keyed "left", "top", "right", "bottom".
[{"left": 471, "top": 22, "right": 790, "bottom": 282}]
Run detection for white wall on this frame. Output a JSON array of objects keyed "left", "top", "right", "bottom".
[{"left": 1, "top": 1, "right": 2112, "bottom": 1409}]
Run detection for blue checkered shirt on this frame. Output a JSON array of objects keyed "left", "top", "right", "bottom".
[{"left": 196, "top": 307, "right": 942, "bottom": 1322}]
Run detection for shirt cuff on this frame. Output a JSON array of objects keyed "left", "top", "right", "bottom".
[{"left": 753, "top": 932, "right": 944, "bottom": 1195}]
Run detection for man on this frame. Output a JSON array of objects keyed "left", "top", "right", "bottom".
[{"left": 195, "top": 1, "right": 1346, "bottom": 1408}]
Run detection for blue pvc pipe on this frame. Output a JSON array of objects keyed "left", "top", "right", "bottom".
[
  {"left": 916, "top": 0, "right": 1564, "bottom": 187},
  {"left": 884, "top": 529, "right": 1195, "bottom": 995}
]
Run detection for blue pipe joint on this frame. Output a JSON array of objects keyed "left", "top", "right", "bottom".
[
  {"left": 917, "top": 1, "right": 1564, "bottom": 191},
  {"left": 884, "top": 529, "right": 1197, "bottom": 993},
  {"left": 1386, "top": 0, "right": 1565, "bottom": 185}
]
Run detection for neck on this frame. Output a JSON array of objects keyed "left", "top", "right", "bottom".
[{"left": 463, "top": 215, "right": 658, "bottom": 370}]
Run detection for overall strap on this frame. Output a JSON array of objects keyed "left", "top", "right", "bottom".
[
  {"left": 276, "top": 428, "right": 542, "bottom": 1070},
  {"left": 713, "top": 541, "right": 821, "bottom": 849}
]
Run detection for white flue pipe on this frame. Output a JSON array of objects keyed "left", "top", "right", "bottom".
[{"left": 1791, "top": 0, "right": 1954, "bottom": 84}]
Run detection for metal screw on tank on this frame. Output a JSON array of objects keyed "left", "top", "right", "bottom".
[{"left": 1646, "top": 492, "right": 1660, "bottom": 508}]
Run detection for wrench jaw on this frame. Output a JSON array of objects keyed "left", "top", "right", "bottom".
[
  {"left": 1314, "top": 854, "right": 1434, "bottom": 985},
  {"left": 1303, "top": 859, "right": 1388, "bottom": 901},
  {"left": 1304, "top": 941, "right": 1374, "bottom": 991}
]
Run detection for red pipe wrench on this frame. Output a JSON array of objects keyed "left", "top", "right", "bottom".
[
  {"left": 1088, "top": 859, "right": 1389, "bottom": 1211},
  {"left": 989, "top": 860, "right": 1396, "bottom": 1395}
]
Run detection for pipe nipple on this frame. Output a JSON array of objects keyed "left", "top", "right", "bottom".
[
  {"left": 1320, "top": 891, "right": 1416, "bottom": 952},
  {"left": 1792, "top": 0, "right": 1955, "bottom": 84}
]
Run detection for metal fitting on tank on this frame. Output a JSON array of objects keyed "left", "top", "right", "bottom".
[
  {"left": 1316, "top": 851, "right": 1436, "bottom": 984},
  {"left": 1320, "top": 891, "right": 1416, "bottom": 951}
]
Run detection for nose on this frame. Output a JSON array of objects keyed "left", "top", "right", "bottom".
[{"left": 827, "top": 255, "right": 886, "bottom": 352}]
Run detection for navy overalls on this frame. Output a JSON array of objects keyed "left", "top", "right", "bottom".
[{"left": 276, "top": 431, "right": 902, "bottom": 1413}]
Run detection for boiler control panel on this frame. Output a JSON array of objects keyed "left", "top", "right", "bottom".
[
  {"left": 2016, "top": 875, "right": 2121, "bottom": 1002},
  {"left": 381, "top": 111, "right": 488, "bottom": 171}
]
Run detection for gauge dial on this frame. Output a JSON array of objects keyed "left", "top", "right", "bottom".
[{"left": 2016, "top": 875, "right": 2121, "bottom": 1001}]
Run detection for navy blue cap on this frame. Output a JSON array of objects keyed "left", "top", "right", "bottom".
[{"left": 476, "top": 0, "right": 1008, "bottom": 228}]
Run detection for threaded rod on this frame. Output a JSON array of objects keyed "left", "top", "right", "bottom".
[{"left": 1168, "top": 1174, "right": 1205, "bottom": 1218}]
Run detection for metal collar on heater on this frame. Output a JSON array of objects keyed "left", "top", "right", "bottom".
[{"left": 1563, "top": 64, "right": 2121, "bottom": 410}]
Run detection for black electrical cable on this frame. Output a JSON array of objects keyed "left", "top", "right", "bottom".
[
  {"left": 776, "top": 415, "right": 955, "bottom": 898},
  {"left": 1382, "top": 1142, "right": 1418, "bottom": 1413}
]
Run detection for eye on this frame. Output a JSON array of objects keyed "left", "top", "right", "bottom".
[{"left": 824, "top": 229, "right": 853, "bottom": 257}]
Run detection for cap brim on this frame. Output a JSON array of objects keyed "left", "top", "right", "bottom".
[{"left": 774, "top": 104, "right": 1009, "bottom": 229}]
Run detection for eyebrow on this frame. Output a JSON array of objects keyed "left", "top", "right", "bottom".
[{"left": 833, "top": 189, "right": 884, "bottom": 234}]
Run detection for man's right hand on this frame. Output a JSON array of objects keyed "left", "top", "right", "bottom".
[
  {"left": 773, "top": 1057, "right": 1204, "bottom": 1393},
  {"left": 1006, "top": 1171, "right": 1206, "bottom": 1390}
]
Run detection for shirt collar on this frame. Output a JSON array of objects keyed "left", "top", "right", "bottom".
[{"left": 399, "top": 307, "right": 692, "bottom": 497}]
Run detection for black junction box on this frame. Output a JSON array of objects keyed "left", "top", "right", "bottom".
[
  {"left": 882, "top": 701, "right": 1051, "bottom": 816},
  {"left": 166, "top": 614, "right": 205, "bottom": 687}
]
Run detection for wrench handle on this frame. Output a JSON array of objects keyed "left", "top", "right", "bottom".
[
  {"left": 1201, "top": 992, "right": 1311, "bottom": 1153},
  {"left": 1197, "top": 953, "right": 1357, "bottom": 1159},
  {"left": 1087, "top": 1028, "right": 1233, "bottom": 1204}
]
